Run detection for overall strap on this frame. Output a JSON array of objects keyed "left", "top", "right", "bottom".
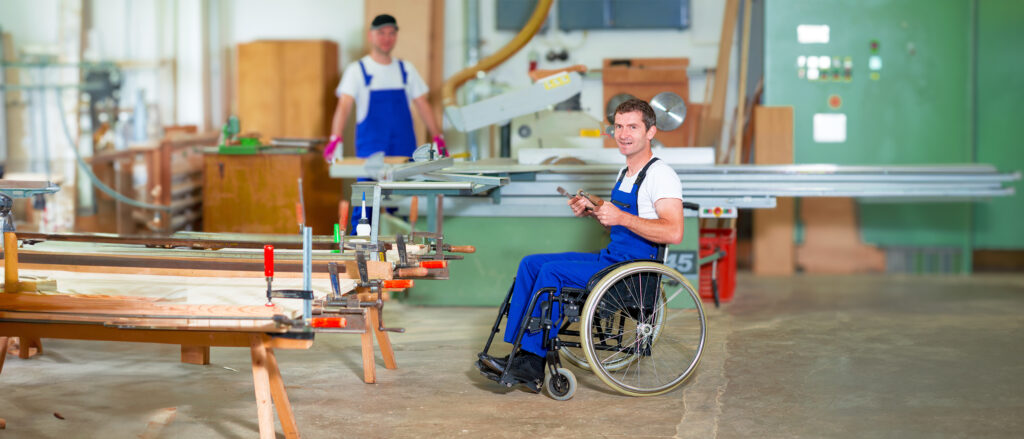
[
  {"left": 398, "top": 60, "right": 408, "bottom": 85},
  {"left": 615, "top": 157, "right": 661, "bottom": 192},
  {"left": 358, "top": 60, "right": 372, "bottom": 86}
]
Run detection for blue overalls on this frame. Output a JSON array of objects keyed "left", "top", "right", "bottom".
[
  {"left": 503, "top": 158, "right": 663, "bottom": 357},
  {"left": 351, "top": 59, "right": 418, "bottom": 231}
]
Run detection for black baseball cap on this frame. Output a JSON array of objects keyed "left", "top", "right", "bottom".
[{"left": 371, "top": 14, "right": 398, "bottom": 30}]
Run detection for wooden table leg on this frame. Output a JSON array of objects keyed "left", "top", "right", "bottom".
[
  {"left": 361, "top": 321, "right": 376, "bottom": 384},
  {"left": 180, "top": 345, "right": 211, "bottom": 365},
  {"left": 249, "top": 336, "right": 276, "bottom": 439},
  {"left": 18, "top": 336, "right": 42, "bottom": 359},
  {"left": 369, "top": 308, "right": 397, "bottom": 370},
  {"left": 265, "top": 347, "right": 299, "bottom": 439},
  {"left": 0, "top": 336, "right": 8, "bottom": 376}
]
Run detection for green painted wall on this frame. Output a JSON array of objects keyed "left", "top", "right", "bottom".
[
  {"left": 764, "top": 0, "right": 978, "bottom": 261},
  {"left": 973, "top": 0, "right": 1024, "bottom": 249},
  {"left": 405, "top": 216, "right": 700, "bottom": 306}
]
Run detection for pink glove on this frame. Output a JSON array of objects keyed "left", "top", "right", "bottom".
[
  {"left": 433, "top": 135, "right": 448, "bottom": 157},
  {"left": 323, "top": 135, "right": 342, "bottom": 162}
]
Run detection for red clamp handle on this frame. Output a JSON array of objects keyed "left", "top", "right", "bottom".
[{"left": 264, "top": 245, "right": 274, "bottom": 277}]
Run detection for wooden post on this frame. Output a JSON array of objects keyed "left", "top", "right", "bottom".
[
  {"left": 360, "top": 316, "right": 377, "bottom": 383},
  {"left": 249, "top": 336, "right": 276, "bottom": 439},
  {"left": 180, "top": 345, "right": 211, "bottom": 365},
  {"left": 0, "top": 336, "right": 8, "bottom": 376},
  {"left": 264, "top": 347, "right": 300, "bottom": 439},
  {"left": 4, "top": 231, "right": 19, "bottom": 293}
]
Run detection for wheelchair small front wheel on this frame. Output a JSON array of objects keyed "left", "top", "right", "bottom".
[
  {"left": 582, "top": 261, "right": 707, "bottom": 397},
  {"left": 544, "top": 367, "right": 577, "bottom": 401}
]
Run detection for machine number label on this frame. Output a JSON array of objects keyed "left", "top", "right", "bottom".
[{"left": 665, "top": 250, "right": 698, "bottom": 275}]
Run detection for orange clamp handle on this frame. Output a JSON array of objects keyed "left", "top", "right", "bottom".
[
  {"left": 310, "top": 317, "right": 347, "bottom": 328},
  {"left": 263, "top": 245, "right": 274, "bottom": 277},
  {"left": 447, "top": 245, "right": 476, "bottom": 254},
  {"left": 420, "top": 260, "right": 447, "bottom": 269},
  {"left": 339, "top": 200, "right": 350, "bottom": 229},
  {"left": 381, "top": 279, "right": 414, "bottom": 289}
]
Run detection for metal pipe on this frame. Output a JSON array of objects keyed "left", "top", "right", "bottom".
[
  {"left": 441, "top": 0, "right": 553, "bottom": 107},
  {"left": 302, "top": 226, "right": 312, "bottom": 321}
]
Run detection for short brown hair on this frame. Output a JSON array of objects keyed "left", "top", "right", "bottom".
[{"left": 614, "top": 98, "right": 656, "bottom": 130}]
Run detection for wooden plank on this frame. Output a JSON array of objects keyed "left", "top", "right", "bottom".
[
  {"left": 751, "top": 106, "right": 795, "bottom": 275},
  {"left": 265, "top": 347, "right": 300, "bottom": 439},
  {"left": 238, "top": 41, "right": 284, "bottom": 140},
  {"left": 0, "top": 322, "right": 312, "bottom": 349},
  {"left": 249, "top": 335, "right": 277, "bottom": 439},
  {"left": 1, "top": 249, "right": 395, "bottom": 279},
  {"left": 0, "top": 293, "right": 283, "bottom": 318},
  {"left": 181, "top": 345, "right": 211, "bottom": 365},
  {"left": 697, "top": 0, "right": 739, "bottom": 148}
]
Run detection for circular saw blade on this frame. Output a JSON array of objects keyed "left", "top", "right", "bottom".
[
  {"left": 605, "top": 93, "right": 637, "bottom": 124},
  {"left": 651, "top": 91, "right": 687, "bottom": 131}
]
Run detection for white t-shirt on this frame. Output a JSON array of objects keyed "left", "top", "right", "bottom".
[
  {"left": 336, "top": 55, "right": 429, "bottom": 124},
  {"left": 615, "top": 159, "right": 683, "bottom": 220}
]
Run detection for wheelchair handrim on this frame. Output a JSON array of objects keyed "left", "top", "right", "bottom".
[{"left": 581, "top": 262, "right": 707, "bottom": 397}]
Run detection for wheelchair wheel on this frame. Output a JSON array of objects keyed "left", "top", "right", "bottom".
[
  {"left": 544, "top": 367, "right": 577, "bottom": 401},
  {"left": 561, "top": 289, "right": 667, "bottom": 372},
  {"left": 581, "top": 261, "right": 706, "bottom": 397}
]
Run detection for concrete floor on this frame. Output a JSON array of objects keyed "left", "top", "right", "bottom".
[{"left": 2, "top": 273, "right": 1023, "bottom": 438}]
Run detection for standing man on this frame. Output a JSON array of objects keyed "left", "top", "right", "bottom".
[
  {"left": 475, "top": 98, "right": 685, "bottom": 390},
  {"left": 324, "top": 13, "right": 445, "bottom": 162}
]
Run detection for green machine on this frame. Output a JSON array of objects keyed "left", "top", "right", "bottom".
[{"left": 764, "top": 0, "right": 1024, "bottom": 271}]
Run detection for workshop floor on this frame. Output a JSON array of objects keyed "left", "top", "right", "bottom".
[{"left": 2, "top": 273, "right": 1023, "bottom": 438}]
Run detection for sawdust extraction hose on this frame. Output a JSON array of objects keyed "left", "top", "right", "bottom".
[{"left": 440, "top": 0, "right": 553, "bottom": 108}]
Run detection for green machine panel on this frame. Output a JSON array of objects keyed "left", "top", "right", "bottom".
[
  {"left": 406, "top": 216, "right": 700, "bottom": 307},
  {"left": 764, "top": 0, "right": 975, "bottom": 265},
  {"left": 973, "top": 0, "right": 1024, "bottom": 249}
]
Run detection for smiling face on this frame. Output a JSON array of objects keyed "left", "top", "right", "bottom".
[
  {"left": 614, "top": 110, "right": 656, "bottom": 158},
  {"left": 368, "top": 26, "right": 398, "bottom": 55}
]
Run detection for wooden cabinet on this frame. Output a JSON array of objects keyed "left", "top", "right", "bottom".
[
  {"left": 202, "top": 153, "right": 341, "bottom": 234},
  {"left": 236, "top": 40, "right": 339, "bottom": 139},
  {"left": 603, "top": 57, "right": 698, "bottom": 148}
]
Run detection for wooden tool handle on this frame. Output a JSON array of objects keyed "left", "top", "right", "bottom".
[
  {"left": 338, "top": 200, "right": 350, "bottom": 229},
  {"left": 294, "top": 202, "right": 304, "bottom": 226},
  {"left": 409, "top": 196, "right": 419, "bottom": 231},
  {"left": 446, "top": 245, "right": 476, "bottom": 254},
  {"left": 395, "top": 267, "right": 429, "bottom": 278}
]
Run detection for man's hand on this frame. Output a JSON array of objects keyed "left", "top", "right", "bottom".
[
  {"left": 568, "top": 195, "right": 595, "bottom": 217},
  {"left": 323, "top": 135, "right": 343, "bottom": 163},
  {"left": 433, "top": 135, "right": 448, "bottom": 157},
  {"left": 592, "top": 201, "right": 625, "bottom": 227}
]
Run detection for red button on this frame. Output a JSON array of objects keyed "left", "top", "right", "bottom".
[{"left": 828, "top": 95, "right": 842, "bottom": 109}]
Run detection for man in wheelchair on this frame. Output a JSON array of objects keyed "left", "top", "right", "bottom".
[{"left": 475, "top": 98, "right": 685, "bottom": 393}]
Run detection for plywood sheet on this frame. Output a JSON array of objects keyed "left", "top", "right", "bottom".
[{"left": 751, "top": 106, "right": 794, "bottom": 275}]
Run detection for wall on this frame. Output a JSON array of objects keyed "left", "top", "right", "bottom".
[
  {"left": 441, "top": 0, "right": 740, "bottom": 151},
  {"left": 973, "top": 0, "right": 1024, "bottom": 249}
]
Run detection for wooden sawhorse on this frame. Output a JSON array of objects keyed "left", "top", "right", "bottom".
[{"left": 0, "top": 321, "right": 311, "bottom": 439}]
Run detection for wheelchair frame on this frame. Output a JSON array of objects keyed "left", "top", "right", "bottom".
[{"left": 478, "top": 257, "right": 707, "bottom": 400}]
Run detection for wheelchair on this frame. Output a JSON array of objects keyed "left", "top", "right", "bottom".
[{"left": 477, "top": 248, "right": 707, "bottom": 401}]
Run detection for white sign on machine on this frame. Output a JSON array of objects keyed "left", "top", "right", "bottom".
[{"left": 813, "top": 113, "right": 847, "bottom": 143}]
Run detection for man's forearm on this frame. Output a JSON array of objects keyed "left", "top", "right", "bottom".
[
  {"left": 414, "top": 97, "right": 441, "bottom": 138},
  {"left": 617, "top": 214, "right": 684, "bottom": 245},
  {"left": 331, "top": 95, "right": 354, "bottom": 137}
]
